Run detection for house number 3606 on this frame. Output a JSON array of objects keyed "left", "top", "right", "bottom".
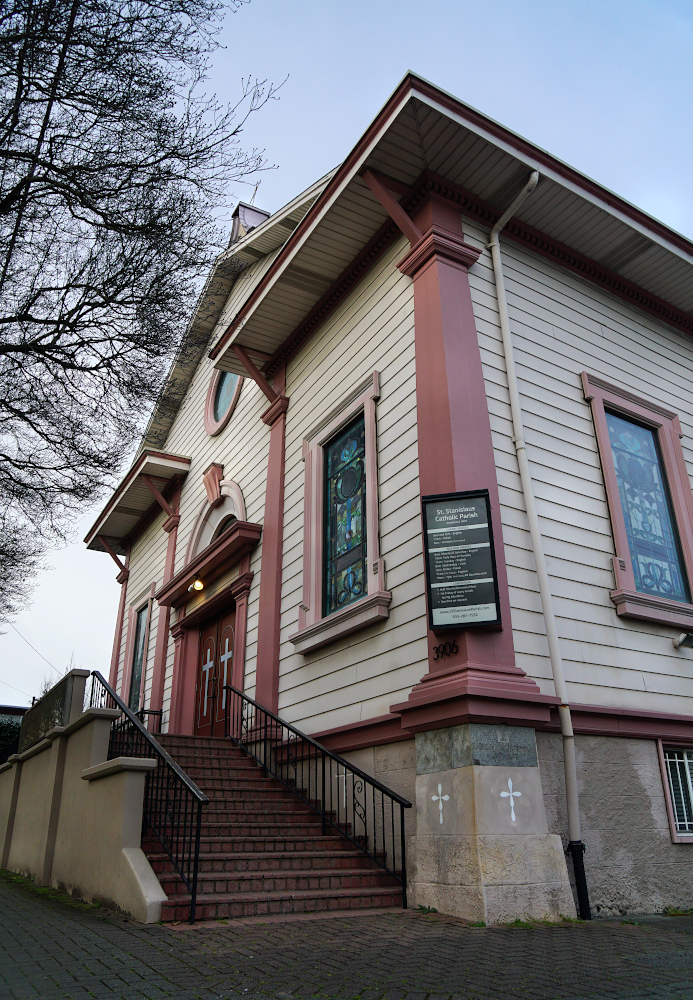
[{"left": 432, "top": 640, "right": 459, "bottom": 660}]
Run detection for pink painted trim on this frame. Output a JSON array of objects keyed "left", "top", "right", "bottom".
[
  {"left": 84, "top": 450, "right": 191, "bottom": 548},
  {"left": 202, "top": 463, "right": 224, "bottom": 505},
  {"left": 656, "top": 739, "right": 692, "bottom": 844},
  {"left": 156, "top": 520, "right": 262, "bottom": 608},
  {"left": 169, "top": 624, "right": 200, "bottom": 735},
  {"left": 307, "top": 701, "right": 693, "bottom": 756},
  {"left": 230, "top": 560, "right": 252, "bottom": 691},
  {"left": 254, "top": 364, "right": 287, "bottom": 713},
  {"left": 295, "top": 372, "right": 386, "bottom": 641},
  {"left": 582, "top": 371, "right": 693, "bottom": 625},
  {"left": 109, "top": 547, "right": 130, "bottom": 689},
  {"left": 312, "top": 714, "right": 412, "bottom": 753},
  {"left": 203, "top": 371, "right": 243, "bottom": 436},
  {"left": 185, "top": 479, "right": 247, "bottom": 564},
  {"left": 396, "top": 196, "right": 527, "bottom": 715},
  {"left": 149, "top": 488, "right": 180, "bottom": 727}
]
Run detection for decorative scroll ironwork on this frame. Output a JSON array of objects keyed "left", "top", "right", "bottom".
[
  {"left": 87, "top": 672, "right": 207, "bottom": 923},
  {"left": 607, "top": 412, "right": 690, "bottom": 603},
  {"left": 224, "top": 683, "right": 411, "bottom": 907},
  {"left": 324, "top": 414, "right": 367, "bottom": 615}
]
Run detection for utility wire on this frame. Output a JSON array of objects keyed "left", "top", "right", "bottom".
[
  {"left": 7, "top": 622, "right": 61, "bottom": 675},
  {"left": 0, "top": 677, "right": 33, "bottom": 700}
]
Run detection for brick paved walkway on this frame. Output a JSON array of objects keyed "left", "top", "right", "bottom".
[{"left": 2, "top": 874, "right": 693, "bottom": 999}]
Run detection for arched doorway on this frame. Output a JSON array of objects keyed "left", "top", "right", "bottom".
[{"left": 196, "top": 609, "right": 235, "bottom": 736}]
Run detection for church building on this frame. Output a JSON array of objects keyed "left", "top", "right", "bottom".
[{"left": 84, "top": 73, "right": 693, "bottom": 922}]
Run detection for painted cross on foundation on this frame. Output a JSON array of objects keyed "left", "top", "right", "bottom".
[
  {"left": 431, "top": 784, "right": 450, "bottom": 825},
  {"left": 500, "top": 777, "right": 521, "bottom": 822}
]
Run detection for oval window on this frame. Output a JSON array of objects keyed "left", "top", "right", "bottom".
[
  {"left": 204, "top": 370, "right": 243, "bottom": 436},
  {"left": 214, "top": 372, "right": 240, "bottom": 422}
]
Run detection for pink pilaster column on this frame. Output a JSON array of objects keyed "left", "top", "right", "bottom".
[
  {"left": 148, "top": 486, "right": 181, "bottom": 731},
  {"left": 254, "top": 365, "right": 289, "bottom": 714},
  {"left": 392, "top": 196, "right": 550, "bottom": 731}
]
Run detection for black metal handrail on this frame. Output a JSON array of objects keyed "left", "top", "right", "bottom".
[
  {"left": 87, "top": 672, "right": 208, "bottom": 922},
  {"left": 224, "top": 684, "right": 412, "bottom": 907}
]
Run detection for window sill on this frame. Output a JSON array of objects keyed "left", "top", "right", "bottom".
[
  {"left": 289, "top": 591, "right": 392, "bottom": 654},
  {"left": 611, "top": 588, "right": 693, "bottom": 629}
]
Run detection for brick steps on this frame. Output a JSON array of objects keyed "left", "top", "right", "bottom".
[
  {"left": 147, "top": 734, "right": 402, "bottom": 922},
  {"left": 160, "top": 885, "right": 403, "bottom": 923},
  {"left": 160, "top": 867, "right": 398, "bottom": 896}
]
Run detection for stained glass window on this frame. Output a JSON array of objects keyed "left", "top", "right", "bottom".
[
  {"left": 607, "top": 411, "right": 690, "bottom": 603},
  {"left": 128, "top": 604, "right": 149, "bottom": 713},
  {"left": 324, "top": 414, "right": 367, "bottom": 616},
  {"left": 213, "top": 372, "right": 239, "bottom": 423}
]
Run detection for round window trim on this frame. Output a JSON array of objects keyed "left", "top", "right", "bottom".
[{"left": 204, "top": 370, "right": 243, "bottom": 436}]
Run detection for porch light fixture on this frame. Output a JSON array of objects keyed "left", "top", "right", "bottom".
[
  {"left": 188, "top": 578, "right": 204, "bottom": 593},
  {"left": 673, "top": 632, "right": 693, "bottom": 649}
]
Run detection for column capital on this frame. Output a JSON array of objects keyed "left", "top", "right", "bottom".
[
  {"left": 261, "top": 393, "right": 290, "bottom": 427},
  {"left": 397, "top": 224, "right": 481, "bottom": 279},
  {"left": 230, "top": 570, "right": 254, "bottom": 602}
]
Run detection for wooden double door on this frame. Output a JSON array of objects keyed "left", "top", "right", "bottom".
[{"left": 195, "top": 610, "right": 235, "bottom": 736}]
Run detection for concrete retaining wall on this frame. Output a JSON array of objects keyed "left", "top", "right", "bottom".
[{"left": 0, "top": 709, "right": 166, "bottom": 923}]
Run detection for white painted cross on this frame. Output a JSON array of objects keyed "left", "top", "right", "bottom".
[
  {"left": 219, "top": 636, "right": 234, "bottom": 708},
  {"left": 201, "top": 647, "right": 214, "bottom": 717},
  {"left": 500, "top": 777, "right": 521, "bottom": 822},
  {"left": 431, "top": 783, "right": 450, "bottom": 825}
]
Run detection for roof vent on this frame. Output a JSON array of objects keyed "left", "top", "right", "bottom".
[{"left": 229, "top": 201, "right": 271, "bottom": 245}]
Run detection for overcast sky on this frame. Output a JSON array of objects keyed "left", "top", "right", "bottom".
[{"left": 3, "top": 0, "right": 693, "bottom": 706}]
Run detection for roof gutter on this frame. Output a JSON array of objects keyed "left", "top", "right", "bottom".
[{"left": 488, "top": 172, "right": 591, "bottom": 920}]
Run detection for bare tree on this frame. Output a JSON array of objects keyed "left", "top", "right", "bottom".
[{"left": 0, "top": 0, "right": 275, "bottom": 623}]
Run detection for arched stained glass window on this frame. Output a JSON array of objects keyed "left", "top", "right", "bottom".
[
  {"left": 323, "top": 414, "right": 367, "bottom": 616},
  {"left": 607, "top": 411, "right": 690, "bottom": 603}
]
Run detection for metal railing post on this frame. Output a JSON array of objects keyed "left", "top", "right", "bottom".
[
  {"left": 190, "top": 801, "right": 203, "bottom": 924},
  {"left": 321, "top": 749, "right": 326, "bottom": 835}
]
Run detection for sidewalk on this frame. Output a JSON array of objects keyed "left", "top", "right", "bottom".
[{"left": 1, "top": 871, "right": 693, "bottom": 1000}]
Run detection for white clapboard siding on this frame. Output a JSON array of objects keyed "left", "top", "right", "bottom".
[
  {"left": 114, "top": 254, "right": 278, "bottom": 726},
  {"left": 115, "top": 507, "right": 168, "bottom": 703},
  {"left": 463, "top": 216, "right": 693, "bottom": 715},
  {"left": 279, "top": 236, "right": 428, "bottom": 732}
]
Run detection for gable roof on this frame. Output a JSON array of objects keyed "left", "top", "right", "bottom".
[
  {"left": 138, "top": 171, "right": 332, "bottom": 453},
  {"left": 205, "top": 72, "right": 693, "bottom": 382}
]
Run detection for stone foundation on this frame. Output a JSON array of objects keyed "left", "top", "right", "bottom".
[{"left": 410, "top": 723, "right": 574, "bottom": 923}]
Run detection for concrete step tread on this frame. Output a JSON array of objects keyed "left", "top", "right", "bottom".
[
  {"left": 148, "top": 849, "right": 366, "bottom": 861},
  {"left": 163, "top": 885, "right": 403, "bottom": 905}
]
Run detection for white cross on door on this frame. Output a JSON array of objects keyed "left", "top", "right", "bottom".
[
  {"left": 219, "top": 634, "right": 234, "bottom": 708},
  {"left": 201, "top": 647, "right": 214, "bottom": 717}
]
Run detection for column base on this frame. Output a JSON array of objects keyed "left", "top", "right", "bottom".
[{"left": 409, "top": 723, "right": 575, "bottom": 923}]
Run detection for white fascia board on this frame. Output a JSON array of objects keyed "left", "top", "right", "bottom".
[{"left": 414, "top": 90, "right": 693, "bottom": 269}]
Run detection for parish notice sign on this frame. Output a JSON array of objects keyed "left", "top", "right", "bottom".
[{"left": 422, "top": 490, "right": 501, "bottom": 630}]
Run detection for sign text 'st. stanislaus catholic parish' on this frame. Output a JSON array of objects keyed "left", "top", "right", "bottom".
[{"left": 422, "top": 491, "right": 501, "bottom": 629}]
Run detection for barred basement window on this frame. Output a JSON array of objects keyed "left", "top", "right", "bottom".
[{"left": 663, "top": 749, "right": 693, "bottom": 835}]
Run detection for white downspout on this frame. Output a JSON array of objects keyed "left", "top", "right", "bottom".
[{"left": 487, "top": 173, "right": 591, "bottom": 918}]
